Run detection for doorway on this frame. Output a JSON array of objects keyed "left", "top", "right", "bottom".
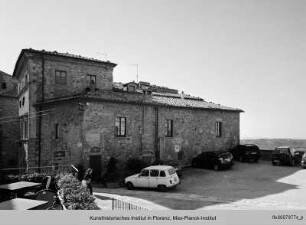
[{"left": 89, "top": 155, "right": 102, "bottom": 182}]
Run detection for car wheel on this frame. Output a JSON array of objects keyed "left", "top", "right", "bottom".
[
  {"left": 213, "top": 164, "right": 219, "bottom": 171},
  {"left": 191, "top": 160, "right": 197, "bottom": 168},
  {"left": 157, "top": 185, "right": 167, "bottom": 192},
  {"left": 290, "top": 159, "right": 295, "bottom": 167},
  {"left": 126, "top": 182, "right": 134, "bottom": 190}
]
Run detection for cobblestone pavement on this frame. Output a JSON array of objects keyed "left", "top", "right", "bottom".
[{"left": 94, "top": 161, "right": 306, "bottom": 210}]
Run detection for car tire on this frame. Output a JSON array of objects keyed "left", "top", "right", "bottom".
[
  {"left": 157, "top": 185, "right": 167, "bottom": 192},
  {"left": 290, "top": 159, "right": 295, "bottom": 167},
  {"left": 191, "top": 160, "right": 197, "bottom": 168},
  {"left": 239, "top": 156, "right": 244, "bottom": 162},
  {"left": 213, "top": 164, "right": 219, "bottom": 171},
  {"left": 126, "top": 182, "right": 134, "bottom": 190}
]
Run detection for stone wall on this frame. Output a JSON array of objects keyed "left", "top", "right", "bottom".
[
  {"left": 40, "top": 102, "right": 83, "bottom": 169},
  {"left": 39, "top": 99, "right": 240, "bottom": 178},
  {"left": 0, "top": 71, "right": 19, "bottom": 169},
  {"left": 158, "top": 107, "right": 240, "bottom": 165},
  {"left": 0, "top": 97, "right": 19, "bottom": 169},
  {"left": 28, "top": 55, "right": 114, "bottom": 101}
]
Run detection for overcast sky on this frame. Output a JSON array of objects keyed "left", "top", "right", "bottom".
[{"left": 1, "top": 0, "right": 306, "bottom": 139}]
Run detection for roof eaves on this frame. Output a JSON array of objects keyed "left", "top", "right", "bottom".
[{"left": 13, "top": 48, "right": 117, "bottom": 77}]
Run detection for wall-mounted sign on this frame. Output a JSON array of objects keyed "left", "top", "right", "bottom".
[{"left": 175, "top": 145, "right": 180, "bottom": 153}]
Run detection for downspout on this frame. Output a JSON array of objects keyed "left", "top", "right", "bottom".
[
  {"left": 154, "top": 107, "right": 159, "bottom": 162},
  {"left": 38, "top": 54, "right": 45, "bottom": 172},
  {"left": 140, "top": 105, "right": 144, "bottom": 155}
]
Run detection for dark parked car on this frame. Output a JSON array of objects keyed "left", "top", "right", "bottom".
[
  {"left": 271, "top": 146, "right": 297, "bottom": 166},
  {"left": 230, "top": 144, "right": 261, "bottom": 162},
  {"left": 191, "top": 151, "right": 234, "bottom": 170},
  {"left": 301, "top": 152, "right": 306, "bottom": 169},
  {"left": 293, "top": 149, "right": 306, "bottom": 164}
]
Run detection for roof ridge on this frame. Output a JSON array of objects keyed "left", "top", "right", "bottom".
[
  {"left": 0, "top": 70, "right": 12, "bottom": 77},
  {"left": 23, "top": 48, "right": 117, "bottom": 66}
]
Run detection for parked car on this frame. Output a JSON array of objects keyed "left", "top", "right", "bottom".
[
  {"left": 271, "top": 146, "right": 297, "bottom": 166},
  {"left": 293, "top": 149, "right": 306, "bottom": 164},
  {"left": 124, "top": 165, "right": 180, "bottom": 192},
  {"left": 191, "top": 151, "right": 234, "bottom": 170},
  {"left": 230, "top": 144, "right": 261, "bottom": 162},
  {"left": 151, "top": 160, "right": 183, "bottom": 178},
  {"left": 301, "top": 152, "right": 306, "bottom": 169}
]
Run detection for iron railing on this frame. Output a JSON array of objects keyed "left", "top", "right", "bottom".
[{"left": 111, "top": 198, "right": 148, "bottom": 210}]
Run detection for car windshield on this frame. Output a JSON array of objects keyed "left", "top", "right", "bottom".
[
  {"left": 218, "top": 152, "right": 231, "bottom": 158},
  {"left": 276, "top": 148, "right": 289, "bottom": 154},
  {"left": 246, "top": 146, "right": 258, "bottom": 152},
  {"left": 168, "top": 168, "right": 176, "bottom": 175},
  {"left": 140, "top": 170, "right": 149, "bottom": 177}
]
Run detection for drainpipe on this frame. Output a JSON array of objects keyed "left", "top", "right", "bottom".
[
  {"left": 154, "top": 107, "right": 159, "bottom": 162},
  {"left": 38, "top": 54, "right": 45, "bottom": 172},
  {"left": 140, "top": 105, "right": 144, "bottom": 155}
]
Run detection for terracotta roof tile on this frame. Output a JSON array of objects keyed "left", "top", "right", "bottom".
[
  {"left": 26, "top": 48, "right": 116, "bottom": 66},
  {"left": 37, "top": 90, "right": 243, "bottom": 112}
]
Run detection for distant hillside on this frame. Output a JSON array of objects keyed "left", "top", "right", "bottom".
[{"left": 241, "top": 139, "right": 306, "bottom": 150}]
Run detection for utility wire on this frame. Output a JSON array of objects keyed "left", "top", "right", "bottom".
[
  {"left": 0, "top": 112, "right": 54, "bottom": 124},
  {"left": 0, "top": 108, "right": 55, "bottom": 121}
]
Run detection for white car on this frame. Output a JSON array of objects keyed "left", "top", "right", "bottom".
[{"left": 124, "top": 165, "right": 180, "bottom": 191}]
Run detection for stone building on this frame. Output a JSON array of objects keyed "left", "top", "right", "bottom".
[
  {"left": 13, "top": 48, "right": 243, "bottom": 178},
  {"left": 0, "top": 70, "right": 19, "bottom": 169}
]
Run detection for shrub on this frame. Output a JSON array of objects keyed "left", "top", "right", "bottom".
[{"left": 57, "top": 173, "right": 100, "bottom": 210}]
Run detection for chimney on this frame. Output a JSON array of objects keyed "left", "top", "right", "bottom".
[{"left": 181, "top": 91, "right": 185, "bottom": 99}]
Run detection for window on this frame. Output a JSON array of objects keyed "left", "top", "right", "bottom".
[
  {"left": 115, "top": 117, "right": 126, "bottom": 137},
  {"left": 165, "top": 119, "right": 173, "bottom": 137},
  {"left": 55, "top": 123, "right": 60, "bottom": 139},
  {"left": 86, "top": 75, "right": 96, "bottom": 88},
  {"left": 168, "top": 168, "right": 176, "bottom": 175},
  {"left": 159, "top": 171, "right": 166, "bottom": 177},
  {"left": 140, "top": 170, "right": 149, "bottom": 177},
  {"left": 150, "top": 170, "right": 159, "bottom": 177},
  {"left": 215, "top": 121, "right": 222, "bottom": 137},
  {"left": 2, "top": 82, "right": 6, "bottom": 89},
  {"left": 55, "top": 70, "right": 67, "bottom": 85}
]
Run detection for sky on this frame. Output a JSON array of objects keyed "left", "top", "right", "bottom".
[{"left": 1, "top": 0, "right": 306, "bottom": 139}]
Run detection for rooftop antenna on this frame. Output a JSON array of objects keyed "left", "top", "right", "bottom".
[{"left": 130, "top": 63, "right": 139, "bottom": 82}]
